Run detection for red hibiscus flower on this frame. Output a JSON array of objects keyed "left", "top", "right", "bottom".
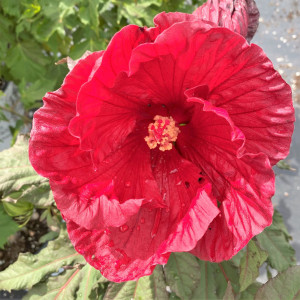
[{"left": 29, "top": 7, "right": 294, "bottom": 282}]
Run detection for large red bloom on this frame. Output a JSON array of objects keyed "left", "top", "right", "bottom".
[{"left": 29, "top": 6, "right": 294, "bottom": 282}]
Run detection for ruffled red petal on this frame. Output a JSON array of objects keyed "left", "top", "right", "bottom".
[
  {"left": 153, "top": 11, "right": 198, "bottom": 32},
  {"left": 175, "top": 100, "right": 275, "bottom": 261},
  {"left": 65, "top": 153, "right": 219, "bottom": 281},
  {"left": 66, "top": 218, "right": 169, "bottom": 282},
  {"left": 193, "top": 0, "right": 260, "bottom": 42},
  {"left": 68, "top": 25, "right": 160, "bottom": 162},
  {"left": 158, "top": 183, "right": 219, "bottom": 254},
  {"left": 190, "top": 153, "right": 274, "bottom": 261},
  {"left": 50, "top": 129, "right": 166, "bottom": 230},
  {"left": 127, "top": 21, "right": 294, "bottom": 164},
  {"left": 29, "top": 51, "right": 104, "bottom": 181}
]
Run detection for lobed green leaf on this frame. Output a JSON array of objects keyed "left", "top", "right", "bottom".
[
  {"left": 0, "top": 230, "right": 84, "bottom": 292},
  {"left": 256, "top": 210, "right": 296, "bottom": 272},
  {"left": 255, "top": 266, "right": 300, "bottom": 300},
  {"left": 0, "top": 135, "right": 54, "bottom": 207},
  {"left": 0, "top": 203, "right": 19, "bottom": 249},
  {"left": 164, "top": 253, "right": 239, "bottom": 300},
  {"left": 103, "top": 266, "right": 168, "bottom": 300},
  {"left": 223, "top": 282, "right": 235, "bottom": 300},
  {"left": 239, "top": 240, "right": 268, "bottom": 292}
]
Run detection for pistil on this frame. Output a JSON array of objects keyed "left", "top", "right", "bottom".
[{"left": 145, "top": 115, "right": 180, "bottom": 151}]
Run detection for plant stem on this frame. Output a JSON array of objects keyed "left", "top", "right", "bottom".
[{"left": 0, "top": 105, "right": 32, "bottom": 124}]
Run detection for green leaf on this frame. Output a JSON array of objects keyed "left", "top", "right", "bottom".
[
  {"left": 9, "top": 119, "right": 24, "bottom": 146},
  {"left": 0, "top": 15, "right": 15, "bottom": 54},
  {"left": 104, "top": 281, "right": 136, "bottom": 300},
  {"left": 0, "top": 203, "right": 19, "bottom": 249},
  {"left": 69, "top": 38, "right": 104, "bottom": 60},
  {"left": 223, "top": 282, "right": 235, "bottom": 300},
  {"left": 164, "top": 253, "right": 235, "bottom": 299},
  {"left": 219, "top": 261, "right": 240, "bottom": 293},
  {"left": 6, "top": 41, "right": 48, "bottom": 83},
  {"left": 116, "top": 1, "right": 160, "bottom": 26},
  {"left": 78, "top": 0, "right": 100, "bottom": 32},
  {"left": 0, "top": 135, "right": 54, "bottom": 207},
  {"left": 0, "top": 229, "right": 84, "bottom": 292},
  {"left": 134, "top": 265, "right": 169, "bottom": 300},
  {"left": 239, "top": 283, "right": 262, "bottom": 300},
  {"left": 39, "top": 230, "right": 59, "bottom": 244},
  {"left": 239, "top": 240, "right": 268, "bottom": 292},
  {"left": 276, "top": 160, "right": 296, "bottom": 171},
  {"left": 271, "top": 209, "right": 292, "bottom": 239},
  {"left": 19, "top": 77, "right": 55, "bottom": 108},
  {"left": 24, "top": 263, "right": 105, "bottom": 300},
  {"left": 104, "top": 266, "right": 168, "bottom": 300},
  {"left": 23, "top": 268, "right": 78, "bottom": 300},
  {"left": 164, "top": 253, "right": 201, "bottom": 299},
  {"left": 256, "top": 212, "right": 296, "bottom": 272},
  {"left": 0, "top": 0, "right": 22, "bottom": 17},
  {"left": 75, "top": 264, "right": 104, "bottom": 300},
  {"left": 255, "top": 266, "right": 300, "bottom": 300},
  {"left": 22, "top": 1, "right": 41, "bottom": 19},
  {"left": 2, "top": 200, "right": 33, "bottom": 226}
]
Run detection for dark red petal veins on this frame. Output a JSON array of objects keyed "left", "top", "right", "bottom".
[
  {"left": 68, "top": 90, "right": 138, "bottom": 162},
  {"left": 129, "top": 21, "right": 294, "bottom": 164},
  {"left": 123, "top": 21, "right": 214, "bottom": 106},
  {"left": 29, "top": 51, "right": 104, "bottom": 180},
  {"left": 205, "top": 42, "right": 294, "bottom": 165},
  {"left": 50, "top": 129, "right": 165, "bottom": 230},
  {"left": 153, "top": 11, "right": 198, "bottom": 32},
  {"left": 51, "top": 180, "right": 147, "bottom": 231},
  {"left": 105, "top": 149, "right": 216, "bottom": 261},
  {"left": 64, "top": 151, "right": 219, "bottom": 281},
  {"left": 176, "top": 98, "right": 275, "bottom": 261},
  {"left": 176, "top": 100, "right": 274, "bottom": 260},
  {"left": 190, "top": 153, "right": 274, "bottom": 262},
  {"left": 90, "top": 24, "right": 158, "bottom": 89},
  {"left": 68, "top": 25, "right": 160, "bottom": 161},
  {"left": 177, "top": 98, "right": 245, "bottom": 196},
  {"left": 158, "top": 183, "right": 219, "bottom": 254},
  {"left": 193, "top": 0, "right": 260, "bottom": 42},
  {"left": 66, "top": 219, "right": 170, "bottom": 282}
]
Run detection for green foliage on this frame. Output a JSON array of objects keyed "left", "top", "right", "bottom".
[
  {"left": 23, "top": 263, "right": 106, "bottom": 300},
  {"left": 103, "top": 266, "right": 168, "bottom": 300},
  {"left": 239, "top": 240, "right": 268, "bottom": 292},
  {"left": 0, "top": 229, "right": 84, "bottom": 292},
  {"left": 223, "top": 282, "right": 235, "bottom": 300},
  {"left": 255, "top": 266, "right": 300, "bottom": 300},
  {"left": 276, "top": 160, "right": 296, "bottom": 171},
  {"left": 0, "top": 203, "right": 19, "bottom": 249},
  {"left": 256, "top": 210, "right": 296, "bottom": 272},
  {"left": 0, "top": 135, "right": 54, "bottom": 208},
  {"left": 163, "top": 253, "right": 240, "bottom": 299},
  {"left": 2, "top": 200, "right": 34, "bottom": 226}
]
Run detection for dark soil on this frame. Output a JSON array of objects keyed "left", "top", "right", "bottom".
[
  {"left": 0, "top": 212, "right": 49, "bottom": 272},
  {"left": 0, "top": 212, "right": 49, "bottom": 299}
]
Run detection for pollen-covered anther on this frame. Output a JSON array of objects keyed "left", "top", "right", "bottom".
[{"left": 145, "top": 115, "right": 180, "bottom": 151}]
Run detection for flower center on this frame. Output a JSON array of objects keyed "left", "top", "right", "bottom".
[{"left": 144, "top": 115, "right": 180, "bottom": 151}]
